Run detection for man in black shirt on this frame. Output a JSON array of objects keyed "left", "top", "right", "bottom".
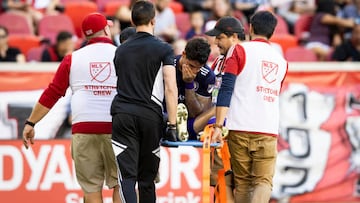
[
  {"left": 332, "top": 24, "right": 360, "bottom": 61},
  {"left": 111, "top": 1, "right": 178, "bottom": 203},
  {"left": 0, "top": 26, "right": 25, "bottom": 62},
  {"left": 41, "top": 31, "right": 74, "bottom": 62}
]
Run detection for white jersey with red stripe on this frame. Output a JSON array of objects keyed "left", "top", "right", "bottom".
[
  {"left": 69, "top": 42, "right": 117, "bottom": 125},
  {"left": 225, "top": 39, "right": 288, "bottom": 135}
]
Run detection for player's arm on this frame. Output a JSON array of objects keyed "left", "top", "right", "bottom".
[
  {"left": 185, "top": 87, "right": 212, "bottom": 118},
  {"left": 184, "top": 66, "right": 214, "bottom": 118}
]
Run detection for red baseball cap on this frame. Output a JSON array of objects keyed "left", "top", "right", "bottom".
[{"left": 82, "top": 13, "right": 113, "bottom": 37}]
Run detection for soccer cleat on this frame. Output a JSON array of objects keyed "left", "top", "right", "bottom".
[{"left": 176, "top": 103, "right": 189, "bottom": 141}]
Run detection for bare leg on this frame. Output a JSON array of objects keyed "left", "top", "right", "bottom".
[
  {"left": 113, "top": 185, "right": 122, "bottom": 203},
  {"left": 83, "top": 191, "right": 102, "bottom": 203}
]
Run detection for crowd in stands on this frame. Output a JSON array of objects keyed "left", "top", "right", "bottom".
[{"left": 0, "top": 0, "right": 359, "bottom": 63}]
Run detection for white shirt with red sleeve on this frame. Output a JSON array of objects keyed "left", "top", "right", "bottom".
[
  {"left": 38, "top": 37, "right": 117, "bottom": 134},
  {"left": 224, "top": 39, "right": 288, "bottom": 136}
]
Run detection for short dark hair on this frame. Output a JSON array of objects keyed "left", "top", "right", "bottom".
[
  {"left": 185, "top": 37, "right": 211, "bottom": 65},
  {"left": 250, "top": 11, "right": 277, "bottom": 39},
  {"left": 131, "top": 0, "right": 155, "bottom": 26},
  {"left": 56, "top": 31, "right": 73, "bottom": 43},
  {"left": 120, "top": 27, "right": 136, "bottom": 43},
  {"left": 0, "top": 25, "right": 9, "bottom": 36}
]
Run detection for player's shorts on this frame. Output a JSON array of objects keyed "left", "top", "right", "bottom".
[{"left": 71, "top": 133, "right": 118, "bottom": 193}]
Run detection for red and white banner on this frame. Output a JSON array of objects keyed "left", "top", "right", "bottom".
[
  {"left": 1, "top": 63, "right": 360, "bottom": 202},
  {"left": 0, "top": 140, "right": 203, "bottom": 203}
]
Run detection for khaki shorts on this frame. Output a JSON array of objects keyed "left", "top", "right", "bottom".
[{"left": 71, "top": 133, "right": 118, "bottom": 193}]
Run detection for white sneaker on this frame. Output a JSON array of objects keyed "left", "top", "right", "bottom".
[{"left": 177, "top": 103, "right": 189, "bottom": 141}]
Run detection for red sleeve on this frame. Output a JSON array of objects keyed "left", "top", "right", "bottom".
[
  {"left": 38, "top": 55, "right": 72, "bottom": 108},
  {"left": 280, "top": 62, "right": 289, "bottom": 89},
  {"left": 223, "top": 44, "right": 246, "bottom": 76},
  {"left": 211, "top": 56, "right": 219, "bottom": 71}
]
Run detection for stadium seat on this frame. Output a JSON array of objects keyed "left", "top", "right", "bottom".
[
  {"left": 27, "top": 46, "right": 45, "bottom": 62},
  {"left": 270, "top": 34, "right": 298, "bottom": 53},
  {"left": 273, "top": 14, "right": 290, "bottom": 35},
  {"left": 0, "top": 13, "right": 32, "bottom": 35},
  {"left": 175, "top": 12, "right": 191, "bottom": 39},
  {"left": 60, "top": 0, "right": 88, "bottom": 3},
  {"left": 96, "top": 0, "right": 129, "bottom": 13},
  {"left": 7, "top": 35, "right": 41, "bottom": 56},
  {"left": 64, "top": 1, "right": 98, "bottom": 38},
  {"left": 169, "top": 1, "right": 183, "bottom": 14},
  {"left": 38, "top": 14, "right": 75, "bottom": 45},
  {"left": 285, "top": 46, "right": 318, "bottom": 62},
  {"left": 294, "top": 14, "right": 313, "bottom": 43},
  {"left": 103, "top": 0, "right": 130, "bottom": 17}
]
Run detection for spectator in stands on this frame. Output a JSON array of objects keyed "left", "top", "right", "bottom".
[
  {"left": 276, "top": 0, "right": 316, "bottom": 34},
  {"left": 154, "top": 0, "right": 179, "bottom": 43},
  {"left": 41, "top": 31, "right": 74, "bottom": 62},
  {"left": 177, "top": 0, "right": 213, "bottom": 14},
  {"left": 305, "top": 0, "right": 357, "bottom": 61},
  {"left": 231, "top": 0, "right": 271, "bottom": 22},
  {"left": 205, "top": 0, "right": 234, "bottom": 37},
  {"left": 332, "top": 24, "right": 360, "bottom": 61},
  {"left": 33, "top": 0, "right": 64, "bottom": 15},
  {"left": 115, "top": 0, "right": 137, "bottom": 31},
  {"left": 172, "top": 38, "right": 187, "bottom": 55},
  {"left": 185, "top": 11, "right": 206, "bottom": 40},
  {"left": 2, "top": 0, "right": 43, "bottom": 34},
  {"left": 0, "top": 25, "right": 25, "bottom": 62},
  {"left": 119, "top": 26, "right": 136, "bottom": 44},
  {"left": 339, "top": 0, "right": 360, "bottom": 39}
]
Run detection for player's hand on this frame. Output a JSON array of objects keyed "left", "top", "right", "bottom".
[
  {"left": 23, "top": 125, "right": 35, "bottom": 149},
  {"left": 164, "top": 123, "right": 177, "bottom": 142},
  {"left": 181, "top": 64, "right": 197, "bottom": 83}
]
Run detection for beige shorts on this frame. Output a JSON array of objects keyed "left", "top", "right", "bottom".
[{"left": 71, "top": 133, "right": 118, "bottom": 193}]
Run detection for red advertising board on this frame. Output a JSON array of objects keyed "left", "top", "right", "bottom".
[
  {"left": 1, "top": 62, "right": 360, "bottom": 202},
  {"left": 0, "top": 140, "right": 204, "bottom": 203}
]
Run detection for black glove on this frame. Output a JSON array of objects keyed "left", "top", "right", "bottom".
[{"left": 164, "top": 123, "right": 177, "bottom": 142}]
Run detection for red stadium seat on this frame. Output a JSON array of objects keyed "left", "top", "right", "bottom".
[
  {"left": 64, "top": 1, "right": 98, "bottom": 38},
  {"left": 27, "top": 46, "right": 45, "bottom": 62},
  {"left": 103, "top": 1, "right": 130, "bottom": 17},
  {"left": 8, "top": 35, "right": 41, "bottom": 56},
  {"left": 60, "top": 0, "right": 88, "bottom": 3},
  {"left": 38, "top": 14, "right": 75, "bottom": 45},
  {"left": 169, "top": 1, "right": 183, "bottom": 14},
  {"left": 96, "top": 0, "right": 130, "bottom": 13},
  {"left": 175, "top": 12, "right": 191, "bottom": 39},
  {"left": 285, "top": 46, "right": 318, "bottom": 62},
  {"left": 273, "top": 14, "right": 290, "bottom": 35},
  {"left": 294, "top": 14, "right": 313, "bottom": 43},
  {"left": 0, "top": 13, "right": 32, "bottom": 35},
  {"left": 270, "top": 34, "right": 298, "bottom": 53}
]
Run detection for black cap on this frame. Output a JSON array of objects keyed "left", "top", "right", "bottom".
[{"left": 205, "top": 16, "right": 244, "bottom": 36}]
